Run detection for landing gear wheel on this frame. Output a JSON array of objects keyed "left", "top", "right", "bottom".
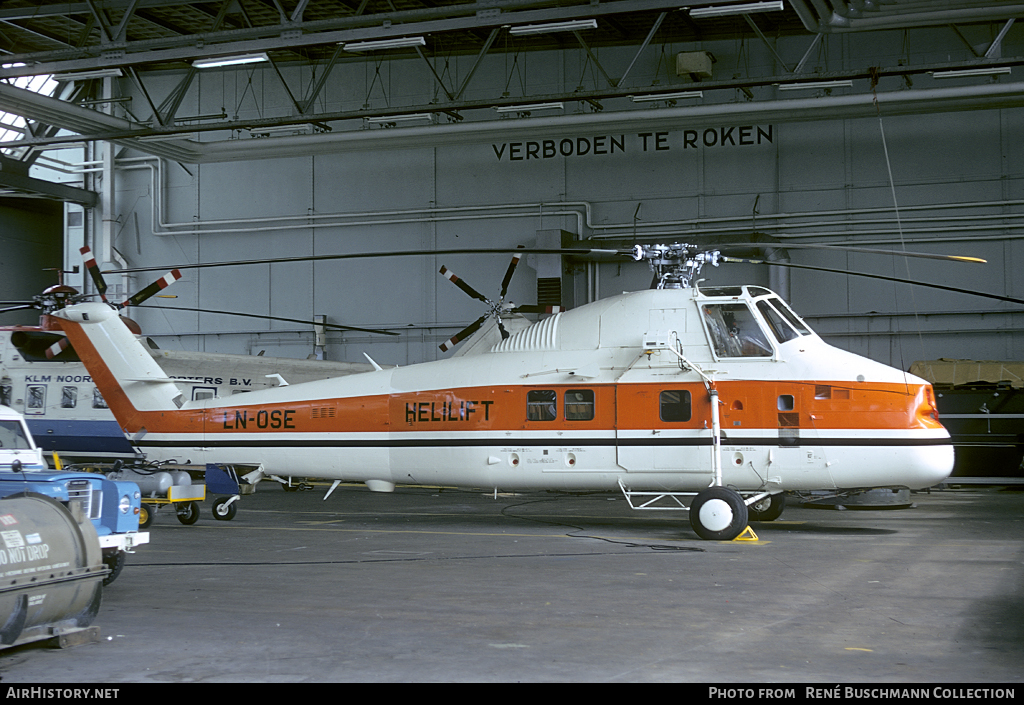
[
  {"left": 139, "top": 504, "right": 154, "bottom": 529},
  {"left": 748, "top": 493, "right": 786, "bottom": 522},
  {"left": 176, "top": 501, "right": 200, "bottom": 525},
  {"left": 212, "top": 497, "right": 237, "bottom": 521},
  {"left": 690, "top": 487, "right": 749, "bottom": 541}
]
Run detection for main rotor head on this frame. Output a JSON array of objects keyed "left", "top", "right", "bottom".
[{"left": 632, "top": 243, "right": 722, "bottom": 289}]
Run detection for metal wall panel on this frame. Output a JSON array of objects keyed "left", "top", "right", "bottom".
[{"left": 107, "top": 31, "right": 1023, "bottom": 369}]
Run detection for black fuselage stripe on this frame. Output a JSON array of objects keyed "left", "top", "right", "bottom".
[{"left": 137, "top": 436, "right": 950, "bottom": 449}]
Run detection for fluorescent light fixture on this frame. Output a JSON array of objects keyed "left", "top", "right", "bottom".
[
  {"left": 932, "top": 66, "right": 1012, "bottom": 79},
  {"left": 631, "top": 91, "right": 703, "bottom": 102},
  {"left": 778, "top": 79, "right": 853, "bottom": 91},
  {"left": 509, "top": 19, "right": 598, "bottom": 35},
  {"left": 343, "top": 36, "right": 426, "bottom": 52},
  {"left": 364, "top": 113, "right": 433, "bottom": 124},
  {"left": 250, "top": 124, "right": 318, "bottom": 137},
  {"left": 192, "top": 53, "right": 269, "bottom": 69},
  {"left": 51, "top": 68, "right": 123, "bottom": 81},
  {"left": 689, "top": 2, "right": 785, "bottom": 18},
  {"left": 494, "top": 102, "right": 564, "bottom": 113}
]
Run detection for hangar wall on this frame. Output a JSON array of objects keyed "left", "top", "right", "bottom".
[
  {"left": 108, "top": 26, "right": 1024, "bottom": 369},
  {"left": 0, "top": 199, "right": 63, "bottom": 327}
]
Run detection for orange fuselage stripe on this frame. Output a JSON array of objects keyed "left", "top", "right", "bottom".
[{"left": 58, "top": 315, "right": 941, "bottom": 437}]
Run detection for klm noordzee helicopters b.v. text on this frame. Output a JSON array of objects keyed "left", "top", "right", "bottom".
[{"left": 45, "top": 242, "right": 980, "bottom": 541}]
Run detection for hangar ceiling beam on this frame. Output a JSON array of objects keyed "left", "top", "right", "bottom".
[
  {"left": 0, "top": 154, "right": 97, "bottom": 206},
  {"left": 6, "top": 78, "right": 1021, "bottom": 164},
  {"left": 0, "top": 0, "right": 692, "bottom": 79},
  {"left": 617, "top": 12, "right": 668, "bottom": 88},
  {"left": 291, "top": 0, "right": 313, "bottom": 24},
  {"left": 451, "top": 27, "right": 502, "bottom": 102},
  {"left": 791, "top": 1, "right": 1024, "bottom": 33},
  {"left": 571, "top": 30, "right": 618, "bottom": 89},
  {"left": 298, "top": 45, "right": 343, "bottom": 114},
  {"left": 4, "top": 53, "right": 1024, "bottom": 161},
  {"left": 744, "top": 14, "right": 791, "bottom": 74}
]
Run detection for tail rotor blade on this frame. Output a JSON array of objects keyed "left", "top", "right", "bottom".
[
  {"left": 122, "top": 269, "right": 183, "bottom": 308},
  {"left": 80, "top": 246, "right": 108, "bottom": 301},
  {"left": 439, "top": 265, "right": 488, "bottom": 303},
  {"left": 439, "top": 315, "right": 487, "bottom": 352}
]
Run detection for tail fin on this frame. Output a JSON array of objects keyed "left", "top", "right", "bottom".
[{"left": 52, "top": 303, "right": 183, "bottom": 421}]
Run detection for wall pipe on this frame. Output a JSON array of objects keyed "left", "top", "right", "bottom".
[
  {"left": 106, "top": 157, "right": 1024, "bottom": 246},
  {"left": 116, "top": 158, "right": 1024, "bottom": 259}
]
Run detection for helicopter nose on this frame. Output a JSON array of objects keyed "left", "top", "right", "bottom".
[{"left": 905, "top": 444, "right": 955, "bottom": 489}]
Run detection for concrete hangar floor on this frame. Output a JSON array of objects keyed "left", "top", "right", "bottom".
[{"left": 2, "top": 481, "right": 1022, "bottom": 683}]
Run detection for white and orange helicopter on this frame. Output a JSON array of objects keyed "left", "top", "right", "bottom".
[{"left": 44, "top": 241, "right": 979, "bottom": 540}]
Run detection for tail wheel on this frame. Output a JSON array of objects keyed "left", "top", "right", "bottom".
[
  {"left": 212, "top": 497, "right": 237, "bottom": 521},
  {"left": 690, "top": 487, "right": 749, "bottom": 541},
  {"left": 749, "top": 493, "right": 786, "bottom": 522}
]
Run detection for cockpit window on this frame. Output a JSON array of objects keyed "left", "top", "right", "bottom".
[
  {"left": 771, "top": 297, "right": 811, "bottom": 336},
  {"left": 701, "top": 303, "right": 773, "bottom": 358},
  {"left": 699, "top": 287, "right": 744, "bottom": 297},
  {"left": 757, "top": 300, "right": 800, "bottom": 343}
]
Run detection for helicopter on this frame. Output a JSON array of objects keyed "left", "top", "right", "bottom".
[{"left": 43, "top": 242, "right": 959, "bottom": 541}]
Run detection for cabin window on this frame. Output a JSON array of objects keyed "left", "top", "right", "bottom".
[
  {"left": 25, "top": 385, "right": 45, "bottom": 415},
  {"left": 61, "top": 386, "right": 78, "bottom": 408},
  {"left": 527, "top": 390, "right": 557, "bottom": 421},
  {"left": 192, "top": 386, "right": 217, "bottom": 401},
  {"left": 660, "top": 390, "right": 692, "bottom": 422},
  {"left": 701, "top": 304, "right": 772, "bottom": 358},
  {"left": 92, "top": 388, "right": 108, "bottom": 409},
  {"left": 564, "top": 389, "right": 595, "bottom": 421},
  {"left": 778, "top": 394, "right": 795, "bottom": 411},
  {"left": 0, "top": 381, "right": 11, "bottom": 407}
]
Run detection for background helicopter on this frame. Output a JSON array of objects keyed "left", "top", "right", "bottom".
[
  {"left": 0, "top": 249, "right": 394, "bottom": 462},
  {"left": 43, "top": 241, "right": 970, "bottom": 540}
]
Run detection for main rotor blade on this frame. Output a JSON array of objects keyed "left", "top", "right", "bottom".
[
  {"left": 104, "top": 247, "right": 630, "bottom": 274},
  {"left": 121, "top": 270, "right": 183, "bottom": 308},
  {"left": 711, "top": 241, "right": 987, "bottom": 264},
  {"left": 721, "top": 257, "right": 1024, "bottom": 305},
  {"left": 499, "top": 249, "right": 525, "bottom": 300},
  {"left": 136, "top": 305, "right": 400, "bottom": 336},
  {"left": 439, "top": 315, "right": 487, "bottom": 352},
  {"left": 439, "top": 265, "right": 488, "bottom": 303},
  {"left": 0, "top": 304, "right": 37, "bottom": 315},
  {"left": 80, "top": 246, "right": 109, "bottom": 301}
]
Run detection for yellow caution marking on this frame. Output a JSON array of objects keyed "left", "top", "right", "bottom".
[{"left": 845, "top": 647, "right": 874, "bottom": 652}]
